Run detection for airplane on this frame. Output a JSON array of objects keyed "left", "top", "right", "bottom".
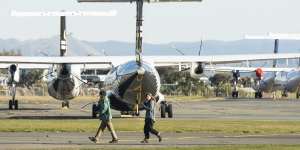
[
  {"left": 203, "top": 33, "right": 300, "bottom": 99},
  {"left": 2, "top": 0, "right": 300, "bottom": 119},
  {"left": 243, "top": 33, "right": 300, "bottom": 99},
  {"left": 1, "top": 10, "right": 116, "bottom": 110}
]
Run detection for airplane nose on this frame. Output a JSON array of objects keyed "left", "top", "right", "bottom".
[{"left": 137, "top": 67, "right": 145, "bottom": 75}]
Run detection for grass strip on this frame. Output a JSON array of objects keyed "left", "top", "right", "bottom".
[{"left": 1, "top": 119, "right": 300, "bottom": 134}]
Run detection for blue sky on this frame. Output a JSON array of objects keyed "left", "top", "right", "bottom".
[{"left": 0, "top": 0, "right": 299, "bottom": 43}]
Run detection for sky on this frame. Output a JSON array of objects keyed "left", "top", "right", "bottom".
[{"left": 0, "top": 0, "right": 299, "bottom": 43}]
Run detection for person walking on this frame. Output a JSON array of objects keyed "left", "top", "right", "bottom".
[
  {"left": 141, "top": 93, "right": 162, "bottom": 143},
  {"left": 89, "top": 90, "right": 118, "bottom": 143}
]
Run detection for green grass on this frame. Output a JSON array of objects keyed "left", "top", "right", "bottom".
[
  {"left": 20, "top": 145, "right": 300, "bottom": 150},
  {"left": 2, "top": 119, "right": 300, "bottom": 134}
]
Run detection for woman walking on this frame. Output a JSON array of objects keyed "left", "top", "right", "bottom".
[{"left": 141, "top": 93, "right": 162, "bottom": 143}]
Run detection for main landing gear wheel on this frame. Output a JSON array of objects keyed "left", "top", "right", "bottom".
[
  {"left": 8, "top": 99, "right": 18, "bottom": 110},
  {"left": 160, "top": 102, "right": 173, "bottom": 118},
  {"left": 282, "top": 92, "right": 288, "bottom": 97},
  {"left": 62, "top": 101, "right": 70, "bottom": 108},
  {"left": 231, "top": 91, "right": 239, "bottom": 99},
  {"left": 255, "top": 92, "right": 263, "bottom": 99}
]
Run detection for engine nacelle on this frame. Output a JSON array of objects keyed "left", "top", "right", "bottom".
[
  {"left": 190, "top": 62, "right": 205, "bottom": 78},
  {"left": 255, "top": 68, "right": 264, "bottom": 80},
  {"left": 8, "top": 64, "right": 19, "bottom": 83}
]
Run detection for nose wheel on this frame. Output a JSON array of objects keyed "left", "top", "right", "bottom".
[
  {"left": 255, "top": 91, "right": 263, "bottom": 99},
  {"left": 8, "top": 83, "right": 18, "bottom": 110},
  {"left": 232, "top": 91, "right": 239, "bottom": 99},
  {"left": 231, "top": 70, "right": 240, "bottom": 99},
  {"left": 8, "top": 99, "right": 18, "bottom": 110},
  {"left": 62, "top": 101, "right": 69, "bottom": 108}
]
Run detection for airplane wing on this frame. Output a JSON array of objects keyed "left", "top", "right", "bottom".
[
  {"left": 0, "top": 64, "right": 50, "bottom": 69},
  {"left": 0, "top": 53, "right": 299, "bottom": 66},
  {"left": 204, "top": 66, "right": 297, "bottom": 73},
  {"left": 146, "top": 53, "right": 300, "bottom": 65},
  {"left": 78, "top": 0, "right": 202, "bottom": 3}
]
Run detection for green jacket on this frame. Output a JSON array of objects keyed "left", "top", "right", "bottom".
[{"left": 98, "top": 95, "right": 112, "bottom": 121}]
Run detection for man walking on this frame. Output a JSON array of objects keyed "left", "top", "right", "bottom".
[
  {"left": 89, "top": 90, "right": 118, "bottom": 143},
  {"left": 141, "top": 93, "right": 162, "bottom": 143}
]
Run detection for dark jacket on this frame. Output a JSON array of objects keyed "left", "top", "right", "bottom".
[{"left": 143, "top": 99, "right": 156, "bottom": 120}]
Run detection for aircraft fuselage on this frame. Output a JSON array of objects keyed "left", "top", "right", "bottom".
[
  {"left": 103, "top": 60, "right": 161, "bottom": 111},
  {"left": 47, "top": 63, "right": 81, "bottom": 101}
]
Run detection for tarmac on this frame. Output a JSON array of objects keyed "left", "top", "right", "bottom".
[
  {"left": 1, "top": 132, "right": 300, "bottom": 149},
  {"left": 1, "top": 98, "right": 300, "bottom": 120},
  {"left": 1, "top": 98, "right": 300, "bottom": 149}
]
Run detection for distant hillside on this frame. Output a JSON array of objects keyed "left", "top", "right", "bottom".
[{"left": 0, "top": 36, "right": 300, "bottom": 56}]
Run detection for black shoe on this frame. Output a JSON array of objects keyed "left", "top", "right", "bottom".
[
  {"left": 88, "top": 137, "right": 99, "bottom": 143},
  {"left": 109, "top": 139, "right": 118, "bottom": 143},
  {"left": 140, "top": 139, "right": 149, "bottom": 143},
  {"left": 158, "top": 135, "right": 162, "bottom": 142}
]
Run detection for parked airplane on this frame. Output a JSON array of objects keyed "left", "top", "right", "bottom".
[
  {"left": 242, "top": 33, "right": 300, "bottom": 98},
  {"left": 206, "top": 66, "right": 300, "bottom": 98},
  {"left": 1, "top": 0, "right": 300, "bottom": 118}
]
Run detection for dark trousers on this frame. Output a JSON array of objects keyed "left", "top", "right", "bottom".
[{"left": 144, "top": 118, "right": 159, "bottom": 139}]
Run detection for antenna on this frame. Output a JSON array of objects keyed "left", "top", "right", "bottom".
[
  {"left": 102, "top": 49, "right": 108, "bottom": 56},
  {"left": 198, "top": 39, "right": 203, "bottom": 56},
  {"left": 170, "top": 45, "right": 185, "bottom": 55}
]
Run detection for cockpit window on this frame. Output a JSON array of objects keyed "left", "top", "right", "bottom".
[
  {"left": 116, "top": 61, "right": 154, "bottom": 76},
  {"left": 117, "top": 61, "right": 139, "bottom": 75}
]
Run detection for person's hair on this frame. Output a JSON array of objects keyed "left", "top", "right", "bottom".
[
  {"left": 99, "top": 90, "right": 106, "bottom": 97},
  {"left": 146, "top": 93, "right": 152, "bottom": 97},
  {"left": 146, "top": 93, "right": 156, "bottom": 101}
]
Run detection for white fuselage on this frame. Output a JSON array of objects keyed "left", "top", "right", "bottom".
[
  {"left": 47, "top": 64, "right": 81, "bottom": 101},
  {"left": 103, "top": 60, "right": 161, "bottom": 111},
  {"left": 257, "top": 70, "right": 300, "bottom": 93}
]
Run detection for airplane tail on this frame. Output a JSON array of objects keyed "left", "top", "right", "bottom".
[
  {"left": 60, "top": 16, "right": 67, "bottom": 56},
  {"left": 245, "top": 33, "right": 300, "bottom": 68}
]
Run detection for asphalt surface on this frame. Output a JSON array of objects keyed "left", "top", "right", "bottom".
[
  {"left": 1, "top": 98, "right": 300, "bottom": 149},
  {"left": 1, "top": 98, "right": 300, "bottom": 120},
  {"left": 1, "top": 132, "right": 300, "bottom": 149}
]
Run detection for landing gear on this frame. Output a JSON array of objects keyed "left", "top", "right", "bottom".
[
  {"left": 62, "top": 101, "right": 69, "bottom": 108},
  {"left": 296, "top": 88, "right": 300, "bottom": 99},
  {"left": 231, "top": 70, "right": 240, "bottom": 99},
  {"left": 232, "top": 91, "right": 239, "bottom": 99},
  {"left": 297, "top": 92, "right": 300, "bottom": 99},
  {"left": 282, "top": 90, "right": 288, "bottom": 97},
  {"left": 255, "top": 91, "right": 263, "bottom": 99},
  {"left": 160, "top": 102, "right": 173, "bottom": 118},
  {"left": 8, "top": 83, "right": 18, "bottom": 110},
  {"left": 8, "top": 99, "right": 18, "bottom": 110}
]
